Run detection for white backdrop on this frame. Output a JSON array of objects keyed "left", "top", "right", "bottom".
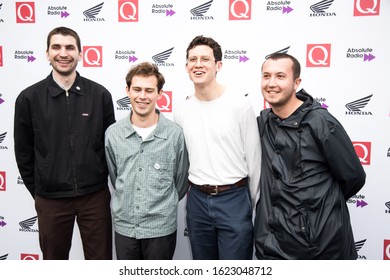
[{"left": 0, "top": 0, "right": 389, "bottom": 260}]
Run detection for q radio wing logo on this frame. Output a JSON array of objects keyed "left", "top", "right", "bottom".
[
  {"left": 229, "top": 0, "right": 251, "bottom": 20},
  {"left": 353, "top": 141, "right": 371, "bottom": 165},
  {"left": 83, "top": 46, "right": 103, "bottom": 67},
  {"left": 306, "top": 44, "right": 331, "bottom": 67},
  {"left": 354, "top": 0, "right": 380, "bottom": 16},
  {"left": 118, "top": 0, "right": 138, "bottom": 22},
  {"left": 16, "top": 2, "right": 35, "bottom": 23}
]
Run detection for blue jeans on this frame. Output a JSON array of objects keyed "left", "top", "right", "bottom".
[{"left": 186, "top": 182, "right": 253, "bottom": 260}]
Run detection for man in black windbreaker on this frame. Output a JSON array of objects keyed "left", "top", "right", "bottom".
[
  {"left": 255, "top": 53, "right": 366, "bottom": 259},
  {"left": 14, "top": 26, "right": 115, "bottom": 260}
]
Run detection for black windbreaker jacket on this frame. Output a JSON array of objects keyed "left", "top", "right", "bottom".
[
  {"left": 14, "top": 72, "right": 115, "bottom": 198},
  {"left": 254, "top": 89, "right": 366, "bottom": 259}
]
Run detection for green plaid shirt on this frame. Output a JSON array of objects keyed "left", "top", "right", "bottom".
[{"left": 105, "top": 111, "right": 189, "bottom": 239}]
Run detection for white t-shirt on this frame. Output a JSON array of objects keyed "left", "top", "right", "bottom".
[{"left": 174, "top": 87, "right": 261, "bottom": 205}]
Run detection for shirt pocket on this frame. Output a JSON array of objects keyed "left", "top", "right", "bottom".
[{"left": 148, "top": 157, "right": 174, "bottom": 189}]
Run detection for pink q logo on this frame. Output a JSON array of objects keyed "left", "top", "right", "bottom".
[
  {"left": 118, "top": 0, "right": 138, "bottom": 22},
  {"left": 156, "top": 91, "right": 172, "bottom": 112},
  {"left": 15, "top": 2, "right": 35, "bottom": 23},
  {"left": 384, "top": 240, "right": 390, "bottom": 260},
  {"left": 0, "top": 171, "right": 6, "bottom": 191},
  {"left": 353, "top": 141, "right": 371, "bottom": 165},
  {"left": 306, "top": 44, "right": 331, "bottom": 67},
  {"left": 354, "top": 0, "right": 380, "bottom": 16},
  {"left": 229, "top": 0, "right": 251, "bottom": 20},
  {"left": 83, "top": 46, "right": 103, "bottom": 67},
  {"left": 21, "top": 253, "right": 39, "bottom": 260},
  {"left": 0, "top": 46, "right": 3, "bottom": 67}
]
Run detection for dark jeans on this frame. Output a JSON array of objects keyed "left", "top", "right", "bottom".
[
  {"left": 115, "top": 231, "right": 177, "bottom": 260},
  {"left": 35, "top": 187, "right": 112, "bottom": 260},
  {"left": 186, "top": 183, "right": 254, "bottom": 260}
]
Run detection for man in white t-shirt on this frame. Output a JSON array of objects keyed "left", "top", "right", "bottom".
[{"left": 174, "top": 35, "right": 261, "bottom": 260}]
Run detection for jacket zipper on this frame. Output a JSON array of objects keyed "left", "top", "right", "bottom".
[{"left": 65, "top": 90, "right": 79, "bottom": 195}]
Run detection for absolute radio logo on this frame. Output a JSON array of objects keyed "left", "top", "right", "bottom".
[
  {"left": 83, "top": 46, "right": 103, "bottom": 67},
  {"left": 0, "top": 216, "right": 6, "bottom": 228},
  {"left": 309, "top": 0, "right": 336, "bottom": 17},
  {"left": 229, "top": 0, "right": 251, "bottom": 20},
  {"left": 0, "top": 253, "right": 8, "bottom": 260},
  {"left": 83, "top": 2, "right": 105, "bottom": 22},
  {"left": 353, "top": 141, "right": 371, "bottom": 165},
  {"left": 314, "top": 97, "right": 328, "bottom": 109},
  {"left": 0, "top": 171, "right": 6, "bottom": 191},
  {"left": 346, "top": 47, "right": 375, "bottom": 62},
  {"left": 114, "top": 49, "right": 138, "bottom": 63},
  {"left": 265, "top": 0, "right": 294, "bottom": 14},
  {"left": 151, "top": 3, "right": 176, "bottom": 17},
  {"left": 385, "top": 201, "right": 390, "bottom": 214},
  {"left": 347, "top": 193, "right": 368, "bottom": 208},
  {"left": 306, "top": 44, "right": 331, "bottom": 67},
  {"left": 190, "top": 0, "right": 214, "bottom": 20},
  {"left": 15, "top": 2, "right": 35, "bottom": 23},
  {"left": 47, "top": 5, "right": 70, "bottom": 18},
  {"left": 157, "top": 91, "right": 172, "bottom": 113},
  {"left": 354, "top": 0, "right": 380, "bottom": 16},
  {"left": 224, "top": 49, "right": 249, "bottom": 63},
  {"left": 118, "top": 0, "right": 138, "bottom": 22},
  {"left": 14, "top": 49, "right": 36, "bottom": 62}
]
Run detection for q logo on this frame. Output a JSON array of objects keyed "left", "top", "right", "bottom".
[
  {"left": 354, "top": 0, "right": 380, "bottom": 16},
  {"left": 353, "top": 141, "right": 371, "bottom": 165},
  {"left": 0, "top": 46, "right": 3, "bottom": 67},
  {"left": 156, "top": 91, "right": 172, "bottom": 112},
  {"left": 384, "top": 240, "right": 390, "bottom": 260},
  {"left": 306, "top": 44, "right": 331, "bottom": 67},
  {"left": 118, "top": 0, "right": 138, "bottom": 22},
  {"left": 83, "top": 46, "right": 103, "bottom": 67},
  {"left": 21, "top": 253, "right": 39, "bottom": 260},
  {"left": 16, "top": 2, "right": 35, "bottom": 23},
  {"left": 0, "top": 171, "right": 5, "bottom": 191},
  {"left": 229, "top": 0, "right": 251, "bottom": 20}
]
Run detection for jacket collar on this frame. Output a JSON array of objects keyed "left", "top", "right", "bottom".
[
  {"left": 47, "top": 71, "right": 84, "bottom": 97},
  {"left": 266, "top": 89, "right": 319, "bottom": 128}
]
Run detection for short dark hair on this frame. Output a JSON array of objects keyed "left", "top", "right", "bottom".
[
  {"left": 186, "top": 35, "right": 222, "bottom": 62},
  {"left": 46, "top": 26, "right": 81, "bottom": 52},
  {"left": 125, "top": 62, "right": 165, "bottom": 92},
  {"left": 263, "top": 53, "right": 301, "bottom": 80}
]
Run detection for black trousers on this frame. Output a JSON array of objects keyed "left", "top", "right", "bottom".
[
  {"left": 35, "top": 187, "right": 112, "bottom": 260},
  {"left": 115, "top": 231, "right": 177, "bottom": 260}
]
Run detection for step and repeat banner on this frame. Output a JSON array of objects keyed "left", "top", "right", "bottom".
[{"left": 0, "top": 0, "right": 389, "bottom": 260}]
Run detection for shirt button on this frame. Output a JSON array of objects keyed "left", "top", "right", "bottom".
[
  {"left": 138, "top": 168, "right": 142, "bottom": 171},
  {"left": 135, "top": 224, "right": 139, "bottom": 228},
  {"left": 136, "top": 206, "right": 139, "bottom": 210}
]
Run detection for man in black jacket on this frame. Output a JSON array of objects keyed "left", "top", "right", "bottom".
[
  {"left": 14, "top": 26, "right": 115, "bottom": 260},
  {"left": 255, "top": 53, "right": 366, "bottom": 259}
]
